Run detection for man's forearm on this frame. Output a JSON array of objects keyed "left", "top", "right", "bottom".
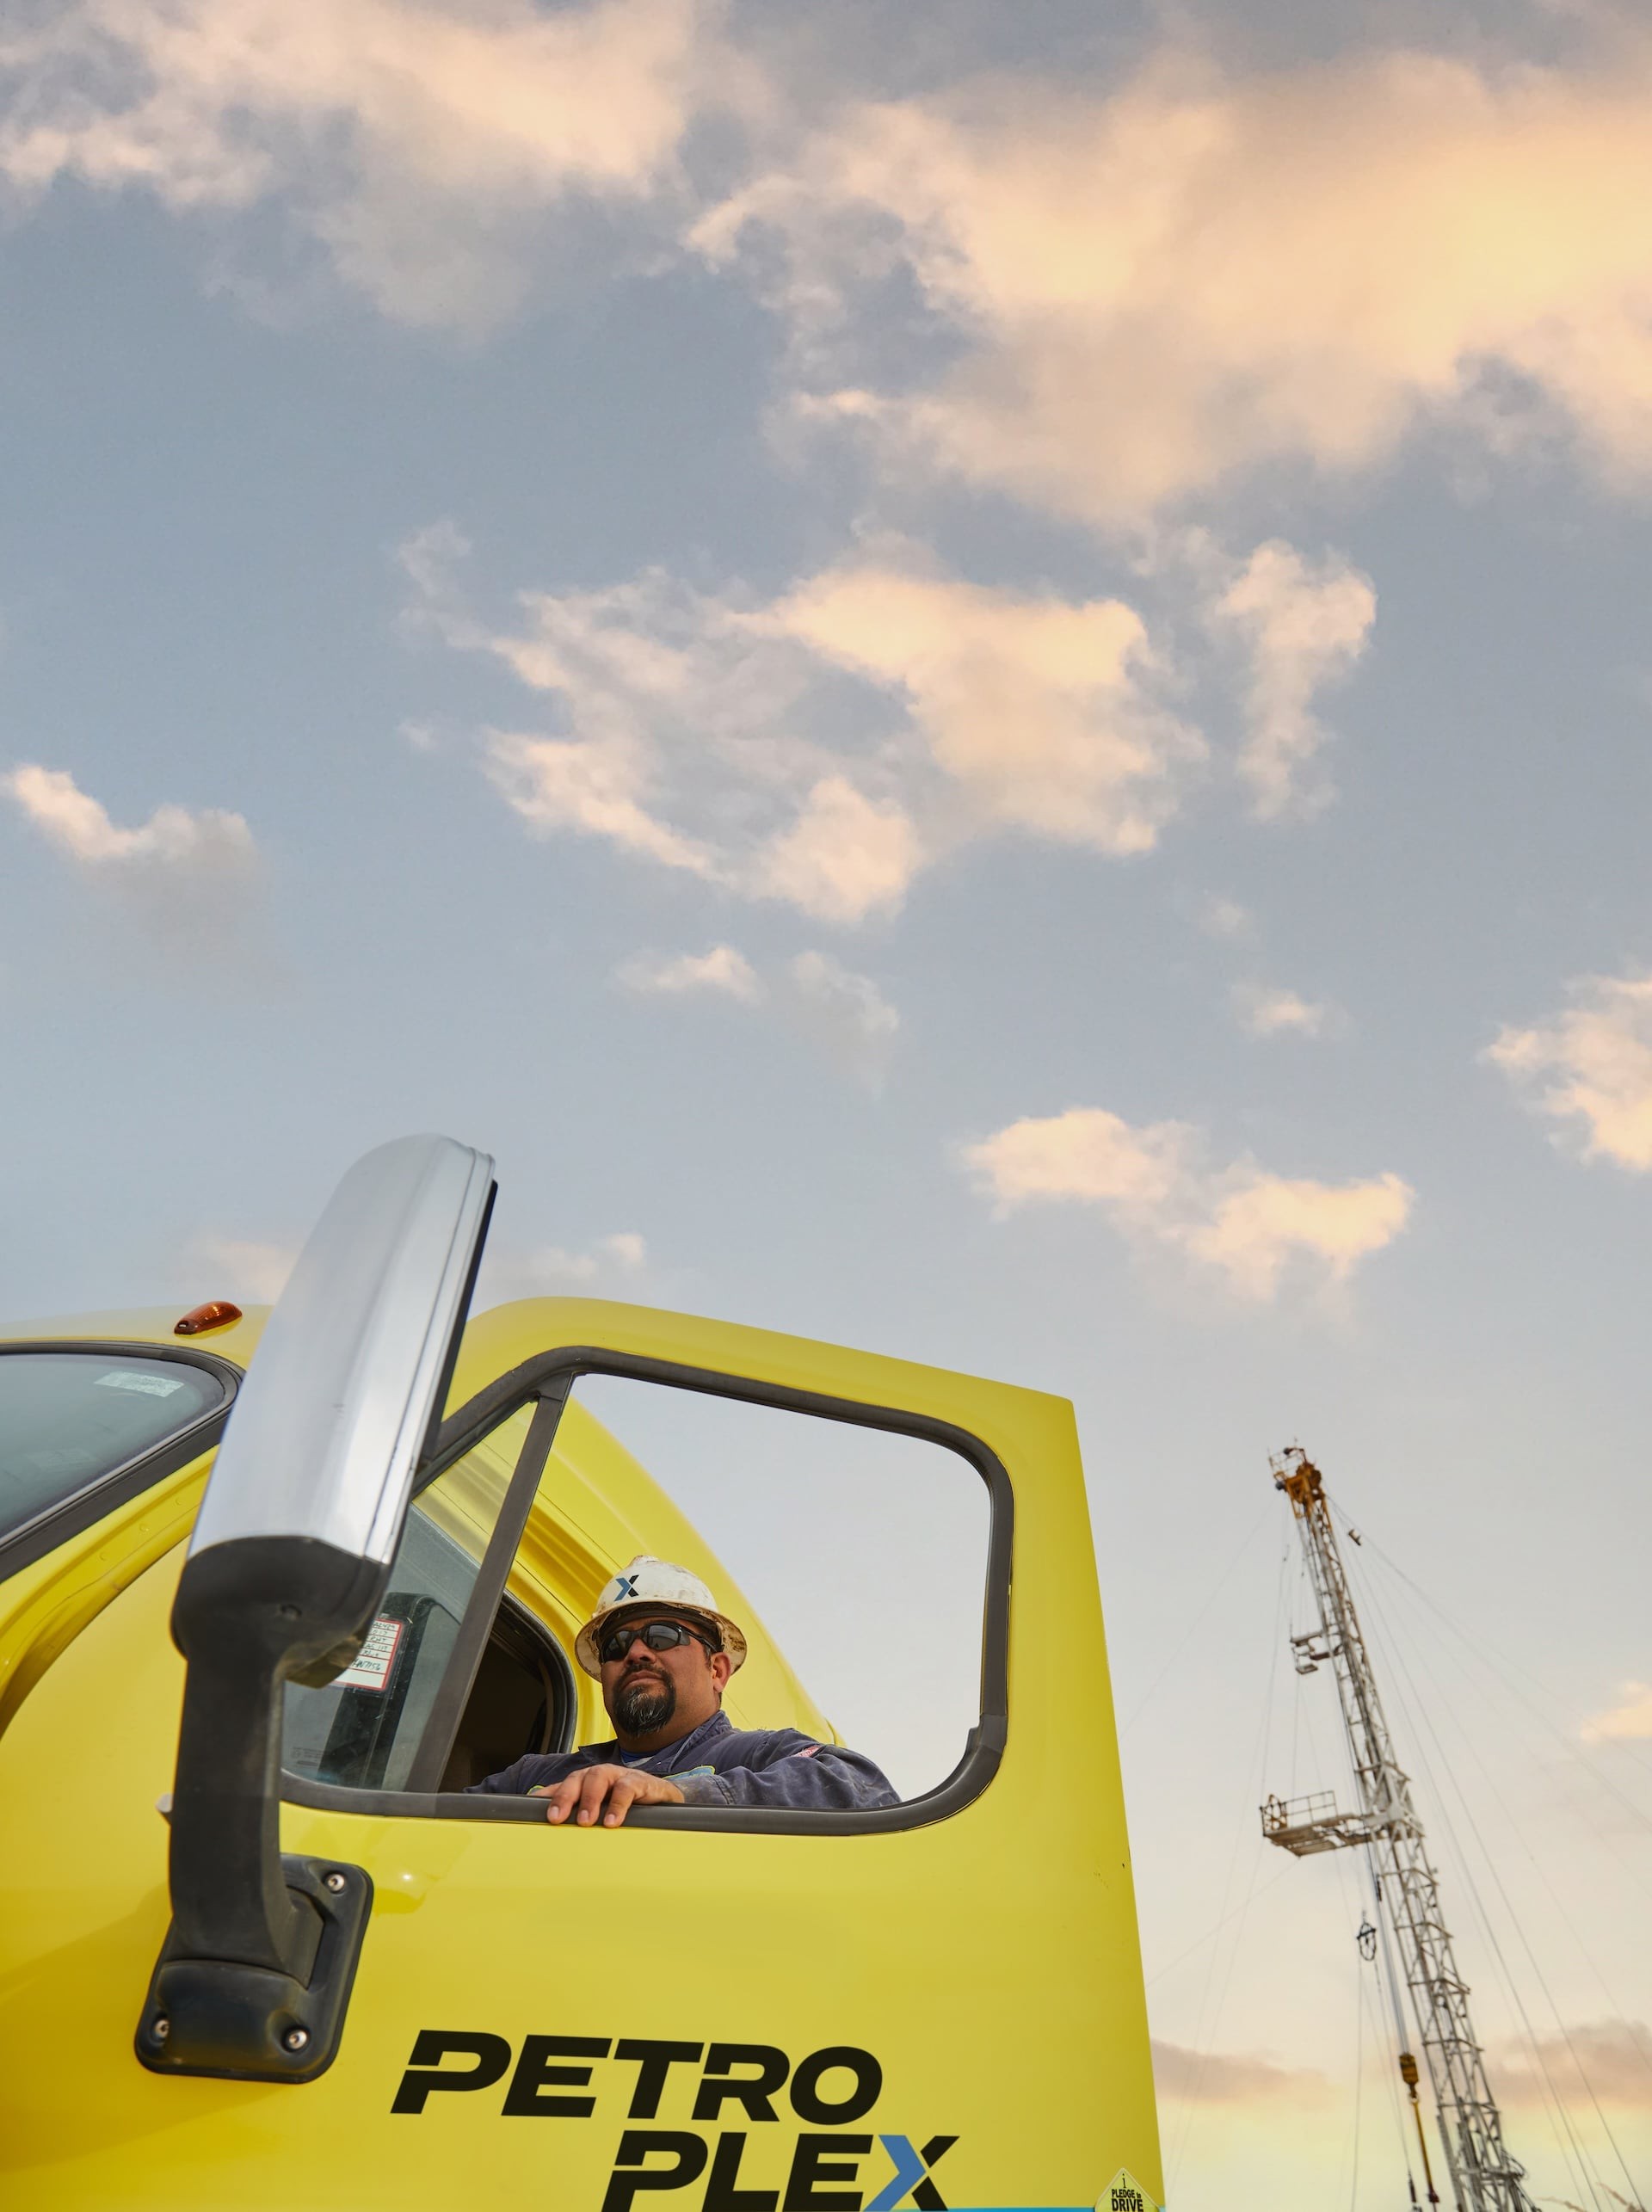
[{"left": 672, "top": 1745, "right": 898, "bottom": 1813}]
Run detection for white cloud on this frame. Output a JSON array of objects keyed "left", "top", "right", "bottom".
[
  {"left": 700, "top": 44, "right": 1652, "bottom": 520},
  {"left": 408, "top": 545, "right": 886, "bottom": 915},
  {"left": 0, "top": 0, "right": 724, "bottom": 329},
  {"left": 1495, "top": 2019, "right": 1652, "bottom": 2110},
  {"left": 19, "top": 13, "right": 1652, "bottom": 526},
  {"left": 402, "top": 531, "right": 1201, "bottom": 922},
  {"left": 971, "top": 1107, "right": 1188, "bottom": 1214},
  {"left": 1182, "top": 1170, "right": 1410, "bottom": 1301},
  {"left": 477, "top": 1230, "right": 649, "bottom": 1307},
  {"left": 186, "top": 1233, "right": 298, "bottom": 1305},
  {"left": 786, "top": 949, "right": 898, "bottom": 1086},
  {"left": 1206, "top": 541, "right": 1376, "bottom": 817},
  {"left": 486, "top": 730, "right": 718, "bottom": 876},
  {"left": 1230, "top": 983, "right": 1339, "bottom": 1039},
  {"left": 767, "top": 564, "right": 1200, "bottom": 855},
  {"left": 1199, "top": 895, "right": 1254, "bottom": 940},
  {"left": 3, "top": 762, "right": 253, "bottom": 870},
  {"left": 1581, "top": 1681, "right": 1652, "bottom": 1745},
  {"left": 194, "top": 1220, "right": 659, "bottom": 1313},
  {"left": 963, "top": 1105, "right": 1412, "bottom": 1299},
  {"left": 1488, "top": 974, "right": 1652, "bottom": 1169},
  {"left": 614, "top": 940, "right": 898, "bottom": 1081},
  {"left": 1153, "top": 2041, "right": 1332, "bottom": 2110},
  {"left": 3, "top": 762, "right": 260, "bottom": 946},
  {"left": 752, "top": 774, "right": 920, "bottom": 924},
  {"left": 617, "top": 944, "right": 763, "bottom": 1000}
]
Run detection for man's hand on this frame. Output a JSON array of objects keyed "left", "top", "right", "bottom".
[{"left": 530, "top": 1765, "right": 686, "bottom": 1827}]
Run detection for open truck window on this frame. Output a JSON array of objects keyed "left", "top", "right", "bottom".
[
  {"left": 280, "top": 1355, "right": 1005, "bottom": 1829},
  {"left": 0, "top": 1346, "right": 234, "bottom": 1574},
  {"left": 566, "top": 1374, "right": 993, "bottom": 1804}
]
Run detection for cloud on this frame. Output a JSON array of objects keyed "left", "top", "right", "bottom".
[
  {"left": 185, "top": 1233, "right": 299, "bottom": 1305},
  {"left": 22, "top": 11, "right": 1652, "bottom": 525},
  {"left": 1487, "top": 974, "right": 1652, "bottom": 1169},
  {"left": 766, "top": 563, "right": 1201, "bottom": 855},
  {"left": 3, "top": 762, "right": 260, "bottom": 946},
  {"left": 752, "top": 773, "right": 920, "bottom": 923},
  {"left": 1206, "top": 541, "right": 1375, "bottom": 817},
  {"left": 1152, "top": 2041, "right": 1332, "bottom": 2108},
  {"left": 1494, "top": 2020, "right": 1652, "bottom": 2110},
  {"left": 1230, "top": 983, "right": 1338, "bottom": 1039},
  {"left": 0, "top": 0, "right": 724, "bottom": 328},
  {"left": 963, "top": 1105, "right": 1412, "bottom": 1299},
  {"left": 477, "top": 1230, "right": 649, "bottom": 1307},
  {"left": 614, "top": 939, "right": 898, "bottom": 1081},
  {"left": 700, "top": 43, "right": 1652, "bottom": 520},
  {"left": 1581, "top": 1681, "right": 1652, "bottom": 1745},
  {"left": 617, "top": 943, "right": 763, "bottom": 1000},
  {"left": 786, "top": 949, "right": 898, "bottom": 1086},
  {"left": 407, "top": 542, "right": 897, "bottom": 919},
  {"left": 486, "top": 730, "right": 718, "bottom": 875},
  {"left": 3, "top": 762, "right": 253, "bottom": 870},
  {"left": 402, "top": 531, "right": 1201, "bottom": 921},
  {"left": 1199, "top": 895, "right": 1253, "bottom": 940}
]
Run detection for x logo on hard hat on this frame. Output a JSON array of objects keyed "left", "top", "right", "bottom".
[{"left": 614, "top": 1575, "right": 638, "bottom": 1599}]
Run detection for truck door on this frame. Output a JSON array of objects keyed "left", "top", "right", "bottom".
[{"left": 0, "top": 1151, "right": 1161, "bottom": 2212}]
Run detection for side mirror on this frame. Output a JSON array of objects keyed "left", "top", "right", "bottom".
[{"left": 137, "top": 1134, "right": 495, "bottom": 2082}]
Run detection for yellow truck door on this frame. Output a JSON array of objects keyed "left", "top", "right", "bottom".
[{"left": 0, "top": 1140, "right": 1162, "bottom": 2212}]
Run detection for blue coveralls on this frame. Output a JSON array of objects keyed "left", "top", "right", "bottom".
[{"left": 468, "top": 1709, "right": 899, "bottom": 1810}]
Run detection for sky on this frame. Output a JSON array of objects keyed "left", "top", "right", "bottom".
[{"left": 3, "top": 0, "right": 1652, "bottom": 2203}]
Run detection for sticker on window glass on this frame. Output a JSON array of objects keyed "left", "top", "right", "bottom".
[
  {"left": 334, "top": 1615, "right": 405, "bottom": 1692},
  {"left": 96, "top": 1371, "right": 185, "bottom": 1398}
]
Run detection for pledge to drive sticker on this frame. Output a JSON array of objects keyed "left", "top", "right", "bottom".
[
  {"left": 1098, "top": 2172, "right": 1161, "bottom": 2212},
  {"left": 96, "top": 1371, "right": 185, "bottom": 1398},
  {"left": 336, "top": 1615, "right": 405, "bottom": 1692}
]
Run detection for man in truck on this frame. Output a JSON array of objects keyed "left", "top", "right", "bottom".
[{"left": 469, "top": 1555, "right": 899, "bottom": 1825}]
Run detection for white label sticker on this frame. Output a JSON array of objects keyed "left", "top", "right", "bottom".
[
  {"left": 96, "top": 1371, "right": 185, "bottom": 1398},
  {"left": 1098, "top": 2174, "right": 1161, "bottom": 2212},
  {"left": 334, "top": 1615, "right": 405, "bottom": 1692}
]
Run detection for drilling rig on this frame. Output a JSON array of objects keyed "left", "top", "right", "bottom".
[{"left": 1260, "top": 1447, "right": 1538, "bottom": 2212}]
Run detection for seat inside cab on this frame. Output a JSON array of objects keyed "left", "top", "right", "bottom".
[{"left": 282, "top": 1546, "right": 578, "bottom": 1795}]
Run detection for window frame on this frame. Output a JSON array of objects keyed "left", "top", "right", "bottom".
[
  {"left": 280, "top": 1343, "right": 1014, "bottom": 1836},
  {"left": 0, "top": 1340, "right": 243, "bottom": 1584}
]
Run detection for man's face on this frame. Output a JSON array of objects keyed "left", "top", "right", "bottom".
[{"left": 598, "top": 1610, "right": 731, "bottom": 1747}]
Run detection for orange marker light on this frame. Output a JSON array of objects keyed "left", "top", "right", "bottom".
[{"left": 174, "top": 1301, "right": 243, "bottom": 1337}]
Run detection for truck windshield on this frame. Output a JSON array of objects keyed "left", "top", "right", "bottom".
[{"left": 0, "top": 1350, "right": 230, "bottom": 1548}]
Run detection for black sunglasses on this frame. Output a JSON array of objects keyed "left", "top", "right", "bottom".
[{"left": 598, "top": 1618, "right": 718, "bottom": 1666}]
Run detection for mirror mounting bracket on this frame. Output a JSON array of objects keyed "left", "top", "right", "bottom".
[{"left": 136, "top": 1854, "right": 372, "bottom": 2083}]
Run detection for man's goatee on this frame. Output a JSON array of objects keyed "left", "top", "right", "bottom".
[{"left": 615, "top": 1676, "right": 675, "bottom": 1736}]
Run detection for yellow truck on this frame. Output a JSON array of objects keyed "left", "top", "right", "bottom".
[{"left": 0, "top": 1136, "right": 1162, "bottom": 2212}]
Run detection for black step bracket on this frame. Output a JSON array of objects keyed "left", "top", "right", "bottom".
[{"left": 135, "top": 1855, "right": 373, "bottom": 2083}]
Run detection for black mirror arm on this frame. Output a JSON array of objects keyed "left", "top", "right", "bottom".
[{"left": 136, "top": 1536, "right": 383, "bottom": 2081}]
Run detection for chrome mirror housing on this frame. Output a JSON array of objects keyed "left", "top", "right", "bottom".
[{"left": 189, "top": 1133, "right": 496, "bottom": 1569}]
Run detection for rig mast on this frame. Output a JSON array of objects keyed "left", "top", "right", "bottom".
[{"left": 1261, "top": 1447, "right": 1537, "bottom": 2212}]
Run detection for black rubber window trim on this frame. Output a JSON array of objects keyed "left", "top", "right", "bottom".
[
  {"left": 0, "top": 1340, "right": 243, "bottom": 1585},
  {"left": 279, "top": 1343, "right": 1013, "bottom": 1837}
]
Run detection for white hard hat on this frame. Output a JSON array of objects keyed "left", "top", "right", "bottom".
[{"left": 574, "top": 1554, "right": 749, "bottom": 1679}]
